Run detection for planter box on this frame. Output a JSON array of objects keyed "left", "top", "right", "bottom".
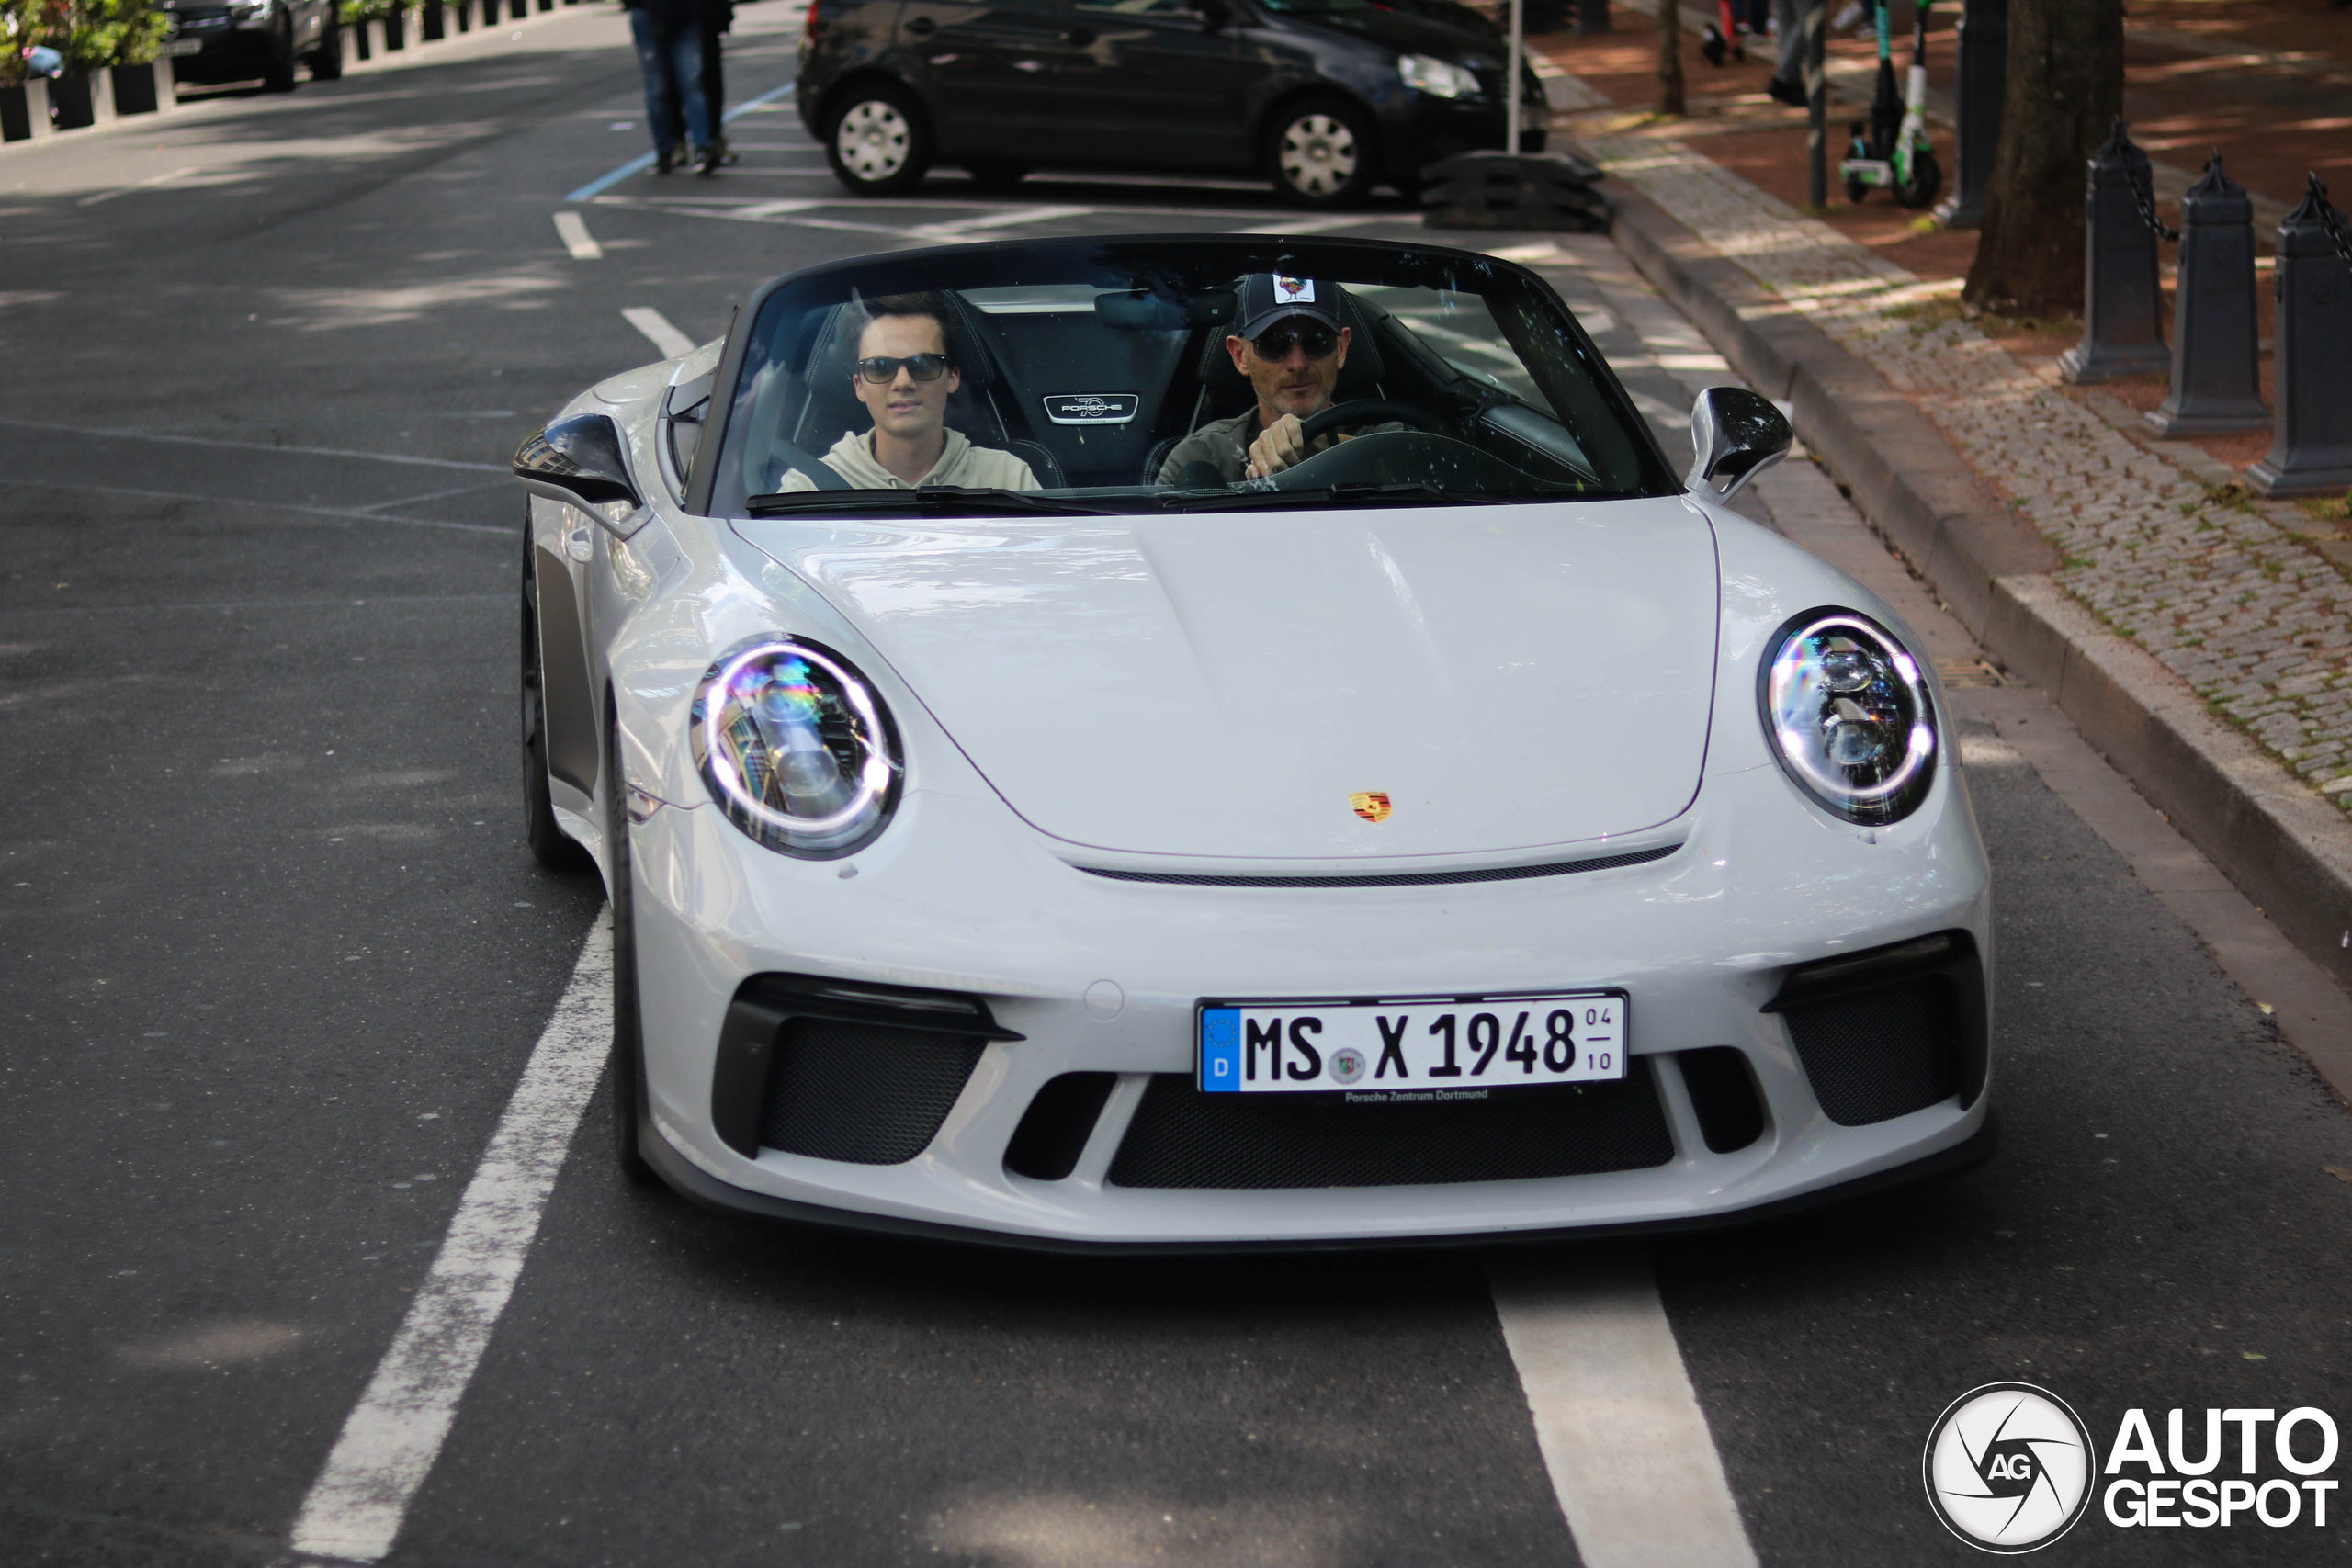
[
  {"left": 510, "top": 0, "right": 529, "bottom": 22},
  {"left": 0, "top": 78, "right": 53, "bottom": 143},
  {"left": 47, "top": 70, "right": 116, "bottom": 131},
  {"left": 109, "top": 61, "right": 164, "bottom": 117},
  {"left": 383, "top": 11, "right": 407, "bottom": 49},
  {"left": 421, "top": 1, "right": 445, "bottom": 41}
]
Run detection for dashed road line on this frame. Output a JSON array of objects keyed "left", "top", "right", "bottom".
[
  {"left": 288, "top": 919, "right": 613, "bottom": 1564},
  {"left": 1489, "top": 1248, "right": 1760, "bottom": 1568},
  {"left": 76, "top": 164, "right": 202, "bottom": 208},
  {"left": 622, "top": 307, "right": 697, "bottom": 359},
  {"left": 552, "top": 210, "right": 604, "bottom": 261},
  {"left": 0, "top": 415, "right": 506, "bottom": 471}
]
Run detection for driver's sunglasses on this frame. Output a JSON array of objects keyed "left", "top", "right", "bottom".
[
  {"left": 855, "top": 353, "right": 951, "bottom": 384},
  {"left": 1250, "top": 325, "right": 1340, "bottom": 362}
]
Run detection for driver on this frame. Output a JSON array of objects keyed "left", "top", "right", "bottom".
[
  {"left": 780, "top": 292, "right": 1041, "bottom": 491},
  {"left": 1156, "top": 274, "right": 1396, "bottom": 487}
]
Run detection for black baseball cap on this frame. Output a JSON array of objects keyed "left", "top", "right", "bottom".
[{"left": 1236, "top": 273, "right": 1343, "bottom": 340}]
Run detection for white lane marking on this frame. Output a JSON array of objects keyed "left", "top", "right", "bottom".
[
  {"left": 0, "top": 415, "right": 507, "bottom": 471},
  {"left": 563, "top": 79, "right": 797, "bottom": 202},
  {"left": 552, "top": 210, "right": 604, "bottom": 261},
  {"left": 1488, "top": 1248, "right": 1759, "bottom": 1568},
  {"left": 289, "top": 920, "right": 612, "bottom": 1564},
  {"left": 13, "top": 477, "right": 509, "bottom": 536},
  {"left": 621, "top": 307, "right": 697, "bottom": 359},
  {"left": 77, "top": 164, "right": 202, "bottom": 208},
  {"left": 1234, "top": 214, "right": 1388, "bottom": 235},
  {"left": 913, "top": 204, "right": 1095, "bottom": 237}
]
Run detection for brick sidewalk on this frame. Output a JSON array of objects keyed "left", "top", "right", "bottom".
[{"left": 1543, "top": 108, "right": 2352, "bottom": 809}]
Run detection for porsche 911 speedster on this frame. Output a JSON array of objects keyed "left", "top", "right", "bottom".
[{"left": 512, "top": 234, "right": 1994, "bottom": 1250}]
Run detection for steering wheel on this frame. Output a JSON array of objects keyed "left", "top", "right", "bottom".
[
  {"left": 1296, "top": 399, "right": 1447, "bottom": 446},
  {"left": 766, "top": 438, "right": 850, "bottom": 491}
]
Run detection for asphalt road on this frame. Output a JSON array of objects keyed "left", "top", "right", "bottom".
[{"left": 3, "top": 6, "right": 2348, "bottom": 1565}]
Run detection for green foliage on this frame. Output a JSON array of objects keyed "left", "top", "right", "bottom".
[
  {"left": 7, "top": 0, "right": 172, "bottom": 71},
  {"left": 340, "top": 0, "right": 411, "bottom": 22},
  {"left": 2, "top": 0, "right": 40, "bottom": 84}
]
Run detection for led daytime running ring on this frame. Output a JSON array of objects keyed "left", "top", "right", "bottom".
[
  {"left": 698, "top": 638, "right": 895, "bottom": 841},
  {"left": 1759, "top": 609, "right": 1938, "bottom": 825}
]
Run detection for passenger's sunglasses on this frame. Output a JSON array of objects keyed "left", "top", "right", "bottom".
[
  {"left": 855, "top": 353, "right": 951, "bottom": 384},
  {"left": 1250, "top": 325, "right": 1340, "bottom": 362}
]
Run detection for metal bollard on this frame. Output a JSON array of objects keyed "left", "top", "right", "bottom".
[
  {"left": 2247, "top": 175, "right": 2352, "bottom": 498},
  {"left": 1573, "top": 0, "right": 1611, "bottom": 36},
  {"left": 1935, "top": 0, "right": 2005, "bottom": 230},
  {"left": 2059, "top": 120, "right": 2172, "bottom": 383},
  {"left": 2145, "top": 153, "right": 2267, "bottom": 435}
]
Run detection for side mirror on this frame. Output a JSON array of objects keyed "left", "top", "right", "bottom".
[
  {"left": 1684, "top": 386, "right": 1791, "bottom": 502},
  {"left": 514, "top": 413, "right": 644, "bottom": 525}
]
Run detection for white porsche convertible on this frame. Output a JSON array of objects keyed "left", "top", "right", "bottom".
[{"left": 514, "top": 236, "right": 1993, "bottom": 1249}]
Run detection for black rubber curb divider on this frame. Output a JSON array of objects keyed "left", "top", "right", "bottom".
[{"left": 1594, "top": 174, "right": 2352, "bottom": 997}]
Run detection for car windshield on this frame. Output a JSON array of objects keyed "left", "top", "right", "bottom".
[{"left": 696, "top": 237, "right": 1679, "bottom": 517}]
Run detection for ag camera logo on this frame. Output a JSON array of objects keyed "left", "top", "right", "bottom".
[{"left": 1923, "top": 1382, "right": 2095, "bottom": 1552}]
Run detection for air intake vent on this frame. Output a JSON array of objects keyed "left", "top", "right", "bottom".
[
  {"left": 1677, "top": 1047, "right": 1767, "bottom": 1152},
  {"left": 1765, "top": 931, "right": 1984, "bottom": 1127},
  {"left": 1107, "top": 1066, "right": 1673, "bottom": 1189},
  {"left": 1003, "top": 1072, "right": 1118, "bottom": 1181},
  {"left": 1078, "top": 843, "right": 1678, "bottom": 889},
  {"left": 709, "top": 974, "right": 1021, "bottom": 1163}
]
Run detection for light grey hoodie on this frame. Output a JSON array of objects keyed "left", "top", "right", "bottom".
[{"left": 778, "top": 428, "right": 1042, "bottom": 492}]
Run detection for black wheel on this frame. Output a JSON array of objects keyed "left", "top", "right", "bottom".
[
  {"left": 309, "top": 13, "right": 343, "bottom": 80},
  {"left": 605, "top": 699, "right": 658, "bottom": 1184},
  {"left": 1896, "top": 149, "right": 1941, "bottom": 209},
  {"left": 261, "top": 19, "right": 299, "bottom": 91},
  {"left": 522, "top": 544, "right": 593, "bottom": 873},
  {"left": 1265, "top": 97, "right": 1379, "bottom": 208},
  {"left": 1845, "top": 179, "right": 1869, "bottom": 205},
  {"left": 962, "top": 158, "right": 1028, "bottom": 192},
  {"left": 822, "top": 83, "right": 932, "bottom": 197}
]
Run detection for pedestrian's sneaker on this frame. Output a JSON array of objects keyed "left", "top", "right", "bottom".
[
  {"left": 709, "top": 134, "right": 739, "bottom": 167},
  {"left": 695, "top": 143, "right": 721, "bottom": 176},
  {"left": 1832, "top": 0, "right": 1862, "bottom": 28},
  {"left": 655, "top": 142, "right": 677, "bottom": 175}
]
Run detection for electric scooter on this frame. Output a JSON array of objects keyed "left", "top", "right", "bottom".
[{"left": 1838, "top": 1, "right": 1941, "bottom": 209}]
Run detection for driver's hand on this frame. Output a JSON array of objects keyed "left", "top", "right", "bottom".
[{"left": 1244, "top": 416, "right": 1350, "bottom": 481}]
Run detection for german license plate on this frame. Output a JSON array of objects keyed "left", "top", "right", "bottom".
[{"left": 1197, "top": 991, "right": 1626, "bottom": 1097}]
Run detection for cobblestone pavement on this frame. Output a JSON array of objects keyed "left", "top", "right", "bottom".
[{"left": 1584, "top": 134, "right": 2352, "bottom": 806}]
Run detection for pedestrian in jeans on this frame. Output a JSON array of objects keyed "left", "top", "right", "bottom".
[
  {"left": 623, "top": 0, "right": 716, "bottom": 175},
  {"left": 662, "top": 0, "right": 737, "bottom": 167},
  {"left": 1766, "top": 0, "right": 1821, "bottom": 107}
]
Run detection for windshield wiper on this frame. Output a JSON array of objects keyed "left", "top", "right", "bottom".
[
  {"left": 1164, "top": 481, "right": 1541, "bottom": 513},
  {"left": 746, "top": 485, "right": 1119, "bottom": 518}
]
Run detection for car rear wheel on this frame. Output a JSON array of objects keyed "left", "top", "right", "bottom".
[
  {"left": 824, "top": 85, "right": 932, "bottom": 197},
  {"left": 308, "top": 13, "right": 343, "bottom": 80},
  {"left": 261, "top": 18, "right": 299, "bottom": 92},
  {"left": 1267, "top": 99, "right": 1377, "bottom": 207},
  {"left": 605, "top": 700, "right": 658, "bottom": 1185}
]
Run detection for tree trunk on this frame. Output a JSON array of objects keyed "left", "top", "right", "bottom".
[
  {"left": 1658, "top": 0, "right": 1685, "bottom": 116},
  {"left": 1962, "top": 0, "right": 2124, "bottom": 314}
]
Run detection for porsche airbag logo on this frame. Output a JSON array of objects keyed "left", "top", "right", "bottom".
[{"left": 1350, "top": 792, "right": 1392, "bottom": 823}]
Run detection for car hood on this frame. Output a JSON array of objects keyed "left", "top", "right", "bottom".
[
  {"left": 1272, "top": 2, "right": 1506, "bottom": 63},
  {"left": 733, "top": 499, "right": 1719, "bottom": 862}
]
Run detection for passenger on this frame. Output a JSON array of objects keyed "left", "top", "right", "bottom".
[
  {"left": 781, "top": 293, "right": 1041, "bottom": 491},
  {"left": 1157, "top": 273, "right": 1394, "bottom": 486}
]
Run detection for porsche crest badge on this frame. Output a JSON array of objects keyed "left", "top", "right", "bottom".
[{"left": 1349, "top": 792, "right": 1393, "bottom": 823}]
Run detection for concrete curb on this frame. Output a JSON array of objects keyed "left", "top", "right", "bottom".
[{"left": 1594, "top": 173, "right": 2352, "bottom": 996}]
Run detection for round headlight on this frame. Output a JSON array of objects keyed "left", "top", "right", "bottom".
[
  {"left": 1758, "top": 609, "right": 1937, "bottom": 825},
  {"left": 690, "top": 637, "right": 900, "bottom": 857}
]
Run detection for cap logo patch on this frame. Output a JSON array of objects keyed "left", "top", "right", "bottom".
[
  {"left": 1349, "top": 791, "right": 1392, "bottom": 823},
  {"left": 1274, "top": 276, "right": 1316, "bottom": 305}
]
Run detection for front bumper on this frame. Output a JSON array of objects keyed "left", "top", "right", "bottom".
[{"left": 626, "top": 757, "right": 1995, "bottom": 1248}]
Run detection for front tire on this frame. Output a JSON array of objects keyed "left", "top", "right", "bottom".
[
  {"left": 1896, "top": 148, "right": 1941, "bottom": 209},
  {"left": 1266, "top": 98, "right": 1378, "bottom": 207},
  {"left": 605, "top": 702, "right": 658, "bottom": 1185},
  {"left": 823, "top": 84, "right": 933, "bottom": 197},
  {"left": 261, "top": 18, "right": 299, "bottom": 91},
  {"left": 522, "top": 546, "right": 592, "bottom": 873}
]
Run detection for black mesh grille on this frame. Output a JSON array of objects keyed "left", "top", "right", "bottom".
[
  {"left": 1107, "top": 1066, "right": 1673, "bottom": 1189},
  {"left": 1077, "top": 844, "right": 1678, "bottom": 889},
  {"left": 757, "top": 1020, "right": 984, "bottom": 1165},
  {"left": 1783, "top": 978, "right": 1960, "bottom": 1127}
]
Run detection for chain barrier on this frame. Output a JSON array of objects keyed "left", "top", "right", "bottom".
[
  {"left": 2314, "top": 187, "right": 2352, "bottom": 268},
  {"left": 2129, "top": 164, "right": 2181, "bottom": 243}
]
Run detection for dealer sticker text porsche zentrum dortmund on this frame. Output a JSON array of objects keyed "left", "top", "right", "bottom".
[{"left": 1198, "top": 993, "right": 1627, "bottom": 1095}]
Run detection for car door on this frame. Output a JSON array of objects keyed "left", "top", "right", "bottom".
[
  {"left": 1055, "top": 0, "right": 1249, "bottom": 168},
  {"left": 897, "top": 0, "right": 1079, "bottom": 162}
]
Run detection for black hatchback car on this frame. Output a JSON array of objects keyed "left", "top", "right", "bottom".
[{"left": 796, "top": 0, "right": 1548, "bottom": 205}]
